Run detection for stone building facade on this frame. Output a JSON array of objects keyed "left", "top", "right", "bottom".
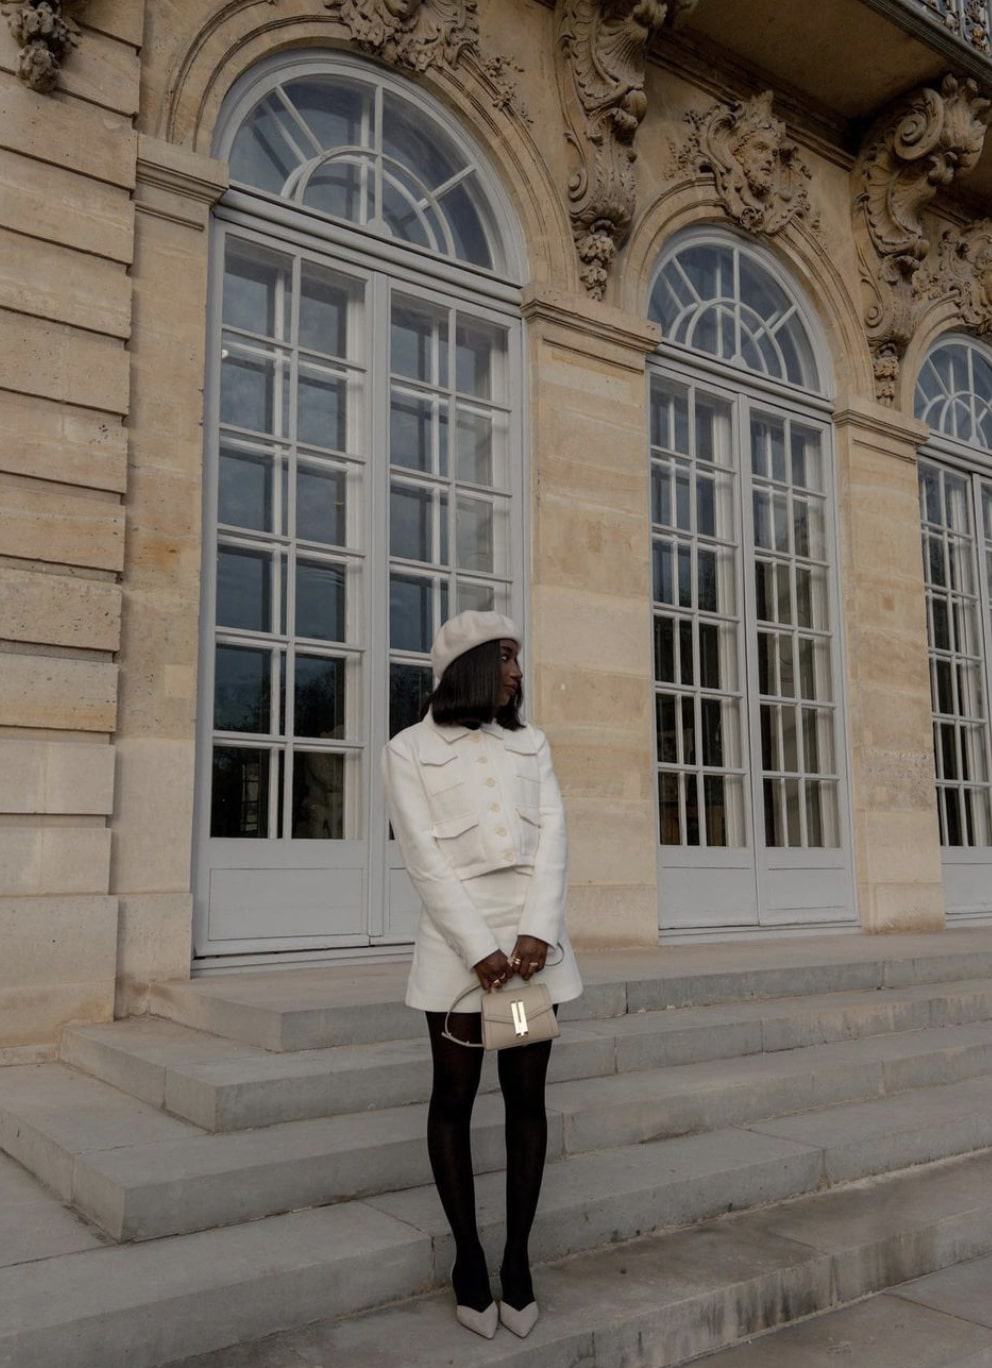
[{"left": 5, "top": 0, "right": 992, "bottom": 1058}]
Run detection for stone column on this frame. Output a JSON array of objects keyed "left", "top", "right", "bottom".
[
  {"left": 110, "top": 136, "right": 228, "bottom": 1015},
  {"left": 834, "top": 399, "right": 944, "bottom": 932},
  {"left": 523, "top": 286, "right": 660, "bottom": 949}
]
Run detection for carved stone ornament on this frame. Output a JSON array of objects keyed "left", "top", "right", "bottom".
[
  {"left": 853, "top": 73, "right": 991, "bottom": 403},
  {"left": 324, "top": 0, "right": 477, "bottom": 72},
  {"left": 323, "top": 0, "right": 530, "bottom": 120},
  {"left": 925, "top": 218, "right": 992, "bottom": 334},
  {"left": 679, "top": 90, "right": 818, "bottom": 237},
  {"left": 556, "top": 0, "right": 672, "bottom": 300},
  {"left": 2, "top": 0, "right": 87, "bottom": 92}
]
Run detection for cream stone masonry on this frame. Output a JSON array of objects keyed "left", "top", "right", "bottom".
[
  {"left": 0, "top": 567, "right": 121, "bottom": 652},
  {"left": 0, "top": 739, "right": 115, "bottom": 815},
  {"left": 0, "top": 5, "right": 144, "bottom": 1050},
  {"left": 108, "top": 135, "right": 227, "bottom": 1014},
  {"left": 834, "top": 400, "right": 944, "bottom": 933},
  {"left": 523, "top": 285, "right": 661, "bottom": 948}
]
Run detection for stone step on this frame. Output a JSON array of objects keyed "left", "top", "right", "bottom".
[
  {"left": 693, "top": 1252, "right": 992, "bottom": 1366},
  {"left": 8, "top": 1025, "right": 992, "bottom": 1243},
  {"left": 0, "top": 1196, "right": 432, "bottom": 1368},
  {"left": 62, "top": 976, "right": 992, "bottom": 1132},
  {"left": 140, "top": 1150, "right": 992, "bottom": 1368},
  {"left": 366, "top": 1072, "right": 992, "bottom": 1277},
  {"left": 145, "top": 940, "right": 992, "bottom": 1051}
]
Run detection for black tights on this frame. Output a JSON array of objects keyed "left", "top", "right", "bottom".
[{"left": 424, "top": 1007, "right": 557, "bottom": 1311}]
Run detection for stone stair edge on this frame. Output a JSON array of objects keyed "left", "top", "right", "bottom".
[
  {"left": 11, "top": 1026, "right": 992, "bottom": 1243},
  {"left": 10, "top": 1145, "right": 992, "bottom": 1368}
]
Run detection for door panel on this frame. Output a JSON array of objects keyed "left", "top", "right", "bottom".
[{"left": 654, "top": 368, "right": 855, "bottom": 935}]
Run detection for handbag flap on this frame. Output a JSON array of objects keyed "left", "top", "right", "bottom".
[{"left": 483, "top": 984, "right": 554, "bottom": 1026}]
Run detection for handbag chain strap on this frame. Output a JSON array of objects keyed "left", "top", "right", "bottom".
[{"left": 441, "top": 943, "right": 565, "bottom": 1049}]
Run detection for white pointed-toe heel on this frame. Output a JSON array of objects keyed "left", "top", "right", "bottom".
[
  {"left": 499, "top": 1299, "right": 539, "bottom": 1338},
  {"left": 455, "top": 1300, "right": 499, "bottom": 1339}
]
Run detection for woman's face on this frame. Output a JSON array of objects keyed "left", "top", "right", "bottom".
[{"left": 498, "top": 638, "right": 522, "bottom": 707}]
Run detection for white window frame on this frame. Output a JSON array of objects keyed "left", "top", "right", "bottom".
[
  {"left": 915, "top": 333, "right": 992, "bottom": 923},
  {"left": 191, "top": 55, "right": 527, "bottom": 969},
  {"left": 647, "top": 227, "right": 857, "bottom": 940}
]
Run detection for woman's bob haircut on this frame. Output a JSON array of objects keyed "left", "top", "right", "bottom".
[{"left": 426, "top": 639, "right": 523, "bottom": 730}]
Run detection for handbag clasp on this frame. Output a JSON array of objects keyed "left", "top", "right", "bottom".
[{"left": 510, "top": 999, "right": 528, "bottom": 1036}]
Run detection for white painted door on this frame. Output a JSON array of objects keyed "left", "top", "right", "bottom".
[{"left": 193, "top": 222, "right": 522, "bottom": 960}]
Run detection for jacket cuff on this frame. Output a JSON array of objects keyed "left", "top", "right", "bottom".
[
  {"left": 460, "top": 926, "right": 502, "bottom": 969},
  {"left": 515, "top": 910, "right": 560, "bottom": 948}
]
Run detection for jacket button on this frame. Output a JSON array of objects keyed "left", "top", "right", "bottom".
[
  {"left": 495, "top": 825, "right": 508, "bottom": 836},
  {"left": 485, "top": 778, "right": 495, "bottom": 788}
]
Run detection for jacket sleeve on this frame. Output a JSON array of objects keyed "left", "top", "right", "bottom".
[
  {"left": 516, "top": 730, "right": 568, "bottom": 947},
  {"left": 381, "top": 739, "right": 501, "bottom": 970}
]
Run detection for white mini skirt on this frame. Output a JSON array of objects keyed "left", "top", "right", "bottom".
[{"left": 404, "top": 867, "right": 584, "bottom": 1013}]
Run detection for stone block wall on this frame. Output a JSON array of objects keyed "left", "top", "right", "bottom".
[{"left": 0, "top": 4, "right": 144, "bottom": 1058}]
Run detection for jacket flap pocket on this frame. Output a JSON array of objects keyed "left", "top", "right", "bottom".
[
  {"left": 417, "top": 738, "right": 458, "bottom": 767},
  {"left": 503, "top": 729, "right": 539, "bottom": 756},
  {"left": 517, "top": 805, "right": 542, "bottom": 827},
  {"left": 431, "top": 811, "right": 479, "bottom": 840}
]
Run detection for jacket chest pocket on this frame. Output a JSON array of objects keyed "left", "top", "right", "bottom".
[
  {"left": 419, "top": 751, "right": 476, "bottom": 822},
  {"left": 507, "top": 742, "right": 541, "bottom": 810}
]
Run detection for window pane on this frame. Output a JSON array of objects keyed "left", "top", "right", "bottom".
[
  {"left": 390, "top": 661, "right": 433, "bottom": 738},
  {"left": 298, "top": 366, "right": 346, "bottom": 450},
  {"left": 296, "top": 560, "right": 345, "bottom": 641},
  {"left": 658, "top": 770, "right": 680, "bottom": 844},
  {"left": 391, "top": 390, "right": 437, "bottom": 472},
  {"left": 283, "top": 76, "right": 369, "bottom": 151},
  {"left": 221, "top": 347, "right": 287, "bottom": 437},
  {"left": 297, "top": 463, "right": 346, "bottom": 546},
  {"left": 392, "top": 300, "right": 446, "bottom": 386},
  {"left": 217, "top": 547, "right": 272, "bottom": 633},
  {"left": 219, "top": 445, "right": 276, "bottom": 533},
  {"left": 457, "top": 406, "right": 501, "bottom": 486},
  {"left": 391, "top": 482, "right": 433, "bottom": 562},
  {"left": 215, "top": 646, "right": 271, "bottom": 734},
  {"left": 457, "top": 580, "right": 497, "bottom": 614},
  {"left": 299, "top": 265, "right": 349, "bottom": 358},
  {"left": 456, "top": 318, "right": 505, "bottom": 400},
  {"left": 294, "top": 655, "right": 345, "bottom": 738},
  {"left": 291, "top": 751, "right": 344, "bottom": 838},
  {"left": 456, "top": 495, "right": 495, "bottom": 573},
  {"left": 391, "top": 574, "right": 433, "bottom": 652},
  {"left": 223, "top": 241, "right": 290, "bottom": 340},
  {"left": 302, "top": 157, "right": 367, "bottom": 224},
  {"left": 211, "top": 746, "right": 269, "bottom": 837}
]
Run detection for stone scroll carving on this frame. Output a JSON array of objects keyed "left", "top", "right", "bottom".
[
  {"left": 679, "top": 90, "right": 818, "bottom": 236},
  {"left": 556, "top": 0, "right": 675, "bottom": 300},
  {"left": 323, "top": 0, "right": 530, "bottom": 120},
  {"left": 853, "top": 74, "right": 991, "bottom": 403},
  {"left": 925, "top": 218, "right": 992, "bottom": 334},
  {"left": 2, "top": 0, "right": 87, "bottom": 92}
]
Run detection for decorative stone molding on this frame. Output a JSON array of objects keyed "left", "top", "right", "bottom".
[
  {"left": 678, "top": 90, "right": 819, "bottom": 237},
  {"left": 2, "top": 0, "right": 86, "bottom": 92},
  {"left": 323, "top": 0, "right": 476, "bottom": 72},
  {"left": 556, "top": 0, "right": 673, "bottom": 301},
  {"left": 322, "top": 0, "right": 530, "bottom": 121},
  {"left": 852, "top": 73, "right": 991, "bottom": 403},
  {"left": 925, "top": 218, "right": 992, "bottom": 333}
]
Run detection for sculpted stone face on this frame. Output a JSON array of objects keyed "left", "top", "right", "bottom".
[
  {"left": 735, "top": 128, "right": 778, "bottom": 199},
  {"left": 381, "top": 0, "right": 420, "bottom": 17}
]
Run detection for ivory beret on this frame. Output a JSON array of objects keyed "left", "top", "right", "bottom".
[{"left": 430, "top": 610, "right": 520, "bottom": 682}]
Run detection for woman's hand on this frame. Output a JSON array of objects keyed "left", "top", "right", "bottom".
[
  {"left": 508, "top": 935, "right": 550, "bottom": 980},
  {"left": 473, "top": 948, "right": 513, "bottom": 992}
]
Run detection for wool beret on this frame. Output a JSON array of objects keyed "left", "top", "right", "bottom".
[{"left": 430, "top": 610, "right": 520, "bottom": 682}]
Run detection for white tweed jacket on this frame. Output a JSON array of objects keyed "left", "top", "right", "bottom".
[{"left": 381, "top": 712, "right": 567, "bottom": 969}]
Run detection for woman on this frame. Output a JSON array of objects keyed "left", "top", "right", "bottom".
[{"left": 381, "top": 609, "right": 583, "bottom": 1340}]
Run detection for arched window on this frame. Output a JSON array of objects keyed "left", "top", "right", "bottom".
[
  {"left": 196, "top": 54, "right": 525, "bottom": 964},
  {"left": 914, "top": 335, "right": 992, "bottom": 921},
  {"left": 646, "top": 229, "right": 853, "bottom": 938}
]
